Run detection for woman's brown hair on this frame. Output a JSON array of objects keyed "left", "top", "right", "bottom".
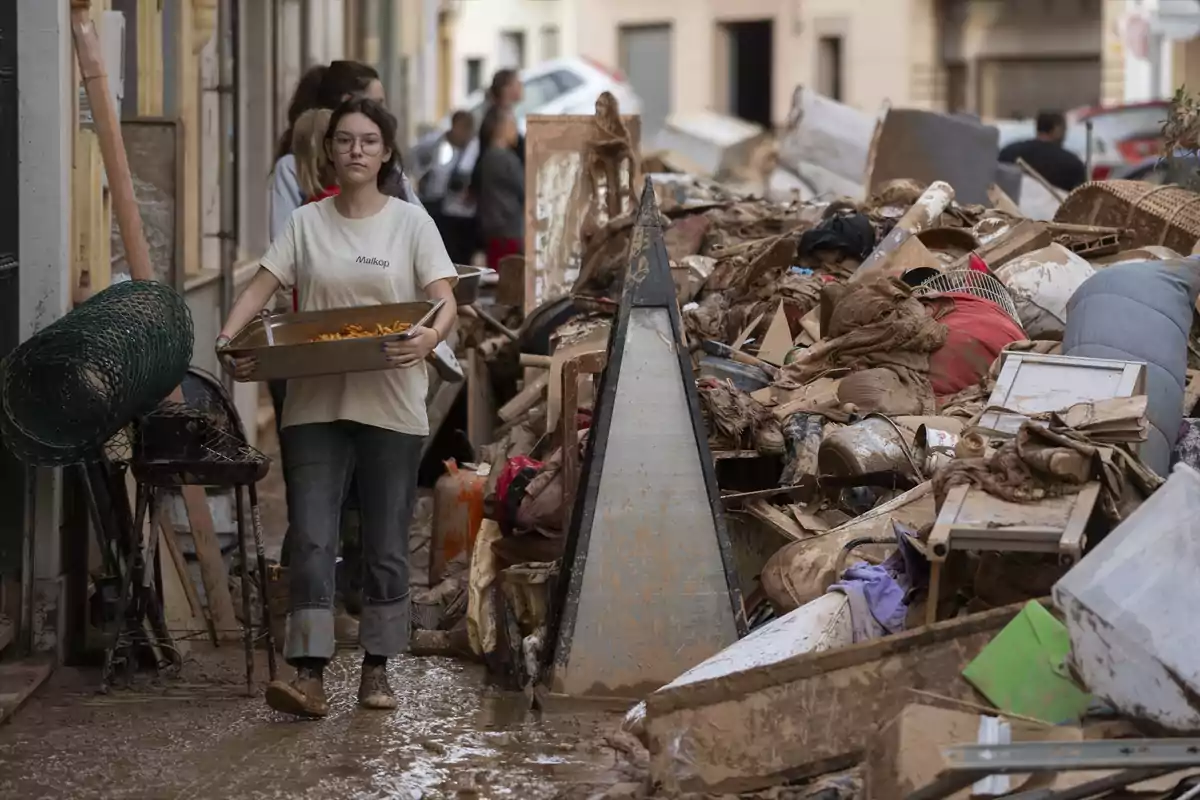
[
  {"left": 274, "top": 64, "right": 328, "bottom": 163},
  {"left": 325, "top": 97, "right": 402, "bottom": 190}
]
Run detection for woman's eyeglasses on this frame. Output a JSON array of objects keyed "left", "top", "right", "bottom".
[{"left": 331, "top": 133, "right": 384, "bottom": 156}]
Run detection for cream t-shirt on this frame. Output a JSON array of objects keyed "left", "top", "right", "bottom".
[{"left": 260, "top": 196, "right": 458, "bottom": 436}]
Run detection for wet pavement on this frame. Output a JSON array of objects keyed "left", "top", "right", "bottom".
[{"left": 0, "top": 652, "right": 638, "bottom": 799}]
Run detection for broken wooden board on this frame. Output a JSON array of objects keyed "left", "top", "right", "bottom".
[
  {"left": 951, "top": 219, "right": 1053, "bottom": 272},
  {"left": 867, "top": 704, "right": 1089, "bottom": 799},
  {"left": 757, "top": 303, "right": 793, "bottom": 367},
  {"left": 524, "top": 113, "right": 641, "bottom": 316},
  {"left": 644, "top": 602, "right": 1025, "bottom": 794},
  {"left": 548, "top": 181, "right": 745, "bottom": 699},
  {"left": 466, "top": 349, "right": 495, "bottom": 453}
]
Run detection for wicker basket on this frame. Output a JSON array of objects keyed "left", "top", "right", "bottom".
[{"left": 1054, "top": 180, "right": 1200, "bottom": 254}]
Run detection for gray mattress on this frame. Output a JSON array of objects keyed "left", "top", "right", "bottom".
[{"left": 1063, "top": 258, "right": 1200, "bottom": 476}]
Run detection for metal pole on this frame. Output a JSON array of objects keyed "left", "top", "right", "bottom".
[
  {"left": 217, "top": 0, "right": 238, "bottom": 315},
  {"left": 1084, "top": 119, "right": 1094, "bottom": 180},
  {"left": 20, "top": 466, "right": 36, "bottom": 653},
  {"left": 299, "top": 0, "right": 312, "bottom": 68}
]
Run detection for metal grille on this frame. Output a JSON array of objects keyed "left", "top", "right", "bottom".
[
  {"left": 912, "top": 268, "right": 1021, "bottom": 325},
  {"left": 0, "top": 280, "right": 194, "bottom": 466}
]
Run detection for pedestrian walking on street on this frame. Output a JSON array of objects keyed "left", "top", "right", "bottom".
[
  {"left": 217, "top": 97, "right": 459, "bottom": 718},
  {"left": 419, "top": 109, "right": 480, "bottom": 265},
  {"left": 999, "top": 110, "right": 1087, "bottom": 193},
  {"left": 478, "top": 106, "right": 526, "bottom": 270},
  {"left": 469, "top": 69, "right": 525, "bottom": 201}
]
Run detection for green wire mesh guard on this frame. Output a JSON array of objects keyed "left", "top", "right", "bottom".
[{"left": 0, "top": 280, "right": 194, "bottom": 466}]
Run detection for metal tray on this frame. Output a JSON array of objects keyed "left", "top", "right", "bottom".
[
  {"left": 220, "top": 300, "right": 443, "bottom": 382},
  {"left": 453, "top": 264, "right": 493, "bottom": 306}
]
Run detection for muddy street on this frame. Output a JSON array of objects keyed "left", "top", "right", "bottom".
[{"left": 0, "top": 653, "right": 637, "bottom": 799}]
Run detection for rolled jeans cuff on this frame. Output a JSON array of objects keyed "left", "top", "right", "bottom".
[
  {"left": 360, "top": 594, "right": 411, "bottom": 657},
  {"left": 284, "top": 607, "right": 336, "bottom": 662}
]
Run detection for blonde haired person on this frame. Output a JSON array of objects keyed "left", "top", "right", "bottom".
[{"left": 292, "top": 108, "right": 339, "bottom": 203}]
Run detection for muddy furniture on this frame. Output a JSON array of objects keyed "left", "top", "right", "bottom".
[
  {"left": 923, "top": 483, "right": 1100, "bottom": 626},
  {"left": 131, "top": 387, "right": 277, "bottom": 695},
  {"left": 545, "top": 180, "right": 746, "bottom": 699}
]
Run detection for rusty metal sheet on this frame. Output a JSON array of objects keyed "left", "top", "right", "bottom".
[
  {"left": 547, "top": 181, "right": 745, "bottom": 699},
  {"left": 644, "top": 603, "right": 1026, "bottom": 794},
  {"left": 867, "top": 109, "right": 999, "bottom": 206}
]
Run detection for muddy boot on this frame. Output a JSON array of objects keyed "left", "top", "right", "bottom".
[
  {"left": 265, "top": 664, "right": 329, "bottom": 719},
  {"left": 358, "top": 659, "right": 397, "bottom": 710}
]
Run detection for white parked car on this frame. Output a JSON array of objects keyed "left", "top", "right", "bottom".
[{"left": 409, "top": 56, "right": 643, "bottom": 182}]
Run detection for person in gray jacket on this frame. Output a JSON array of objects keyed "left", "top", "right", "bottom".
[{"left": 477, "top": 106, "right": 525, "bottom": 270}]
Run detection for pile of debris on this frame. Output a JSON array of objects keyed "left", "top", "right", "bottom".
[{"left": 418, "top": 91, "right": 1200, "bottom": 798}]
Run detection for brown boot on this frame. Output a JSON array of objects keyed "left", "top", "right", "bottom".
[
  {"left": 265, "top": 666, "right": 329, "bottom": 718},
  {"left": 358, "top": 662, "right": 397, "bottom": 710}
]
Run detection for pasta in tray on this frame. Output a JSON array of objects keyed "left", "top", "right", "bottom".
[{"left": 308, "top": 321, "right": 412, "bottom": 342}]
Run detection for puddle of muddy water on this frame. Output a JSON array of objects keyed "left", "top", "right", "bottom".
[{"left": 0, "top": 653, "right": 635, "bottom": 800}]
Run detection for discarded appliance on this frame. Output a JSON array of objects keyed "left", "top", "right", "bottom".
[
  {"left": 546, "top": 180, "right": 747, "bottom": 699},
  {"left": 1054, "top": 463, "right": 1200, "bottom": 733}
]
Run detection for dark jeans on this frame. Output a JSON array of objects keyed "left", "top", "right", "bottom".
[
  {"left": 271, "top": 369, "right": 364, "bottom": 598},
  {"left": 281, "top": 421, "right": 423, "bottom": 661}
]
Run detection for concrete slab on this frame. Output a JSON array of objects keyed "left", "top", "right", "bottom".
[{"left": 0, "top": 657, "right": 53, "bottom": 725}]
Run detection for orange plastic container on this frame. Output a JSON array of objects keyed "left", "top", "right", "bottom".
[{"left": 430, "top": 460, "right": 486, "bottom": 584}]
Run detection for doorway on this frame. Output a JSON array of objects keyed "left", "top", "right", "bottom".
[
  {"left": 619, "top": 24, "right": 673, "bottom": 144},
  {"left": 723, "top": 19, "right": 773, "bottom": 128}
]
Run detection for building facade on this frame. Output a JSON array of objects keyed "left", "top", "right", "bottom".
[{"left": 439, "top": 0, "right": 1119, "bottom": 139}]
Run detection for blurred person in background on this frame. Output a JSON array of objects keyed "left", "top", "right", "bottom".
[
  {"left": 419, "top": 110, "right": 479, "bottom": 264},
  {"left": 268, "top": 64, "right": 328, "bottom": 439},
  {"left": 292, "top": 108, "right": 339, "bottom": 203},
  {"left": 470, "top": 69, "right": 525, "bottom": 201},
  {"left": 478, "top": 106, "right": 525, "bottom": 270},
  {"left": 999, "top": 110, "right": 1087, "bottom": 193}
]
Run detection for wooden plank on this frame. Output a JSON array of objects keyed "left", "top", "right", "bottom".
[
  {"left": 645, "top": 603, "right": 1025, "bottom": 794},
  {"left": 743, "top": 499, "right": 805, "bottom": 542},
  {"left": 523, "top": 113, "right": 641, "bottom": 315},
  {"left": 988, "top": 183, "right": 1024, "bottom": 217},
  {"left": 466, "top": 349, "right": 494, "bottom": 452},
  {"left": 155, "top": 504, "right": 206, "bottom": 648},
  {"left": 949, "top": 219, "right": 1052, "bottom": 272},
  {"left": 178, "top": 484, "right": 238, "bottom": 640},
  {"left": 497, "top": 371, "right": 550, "bottom": 424},
  {"left": 0, "top": 614, "right": 12, "bottom": 655}
]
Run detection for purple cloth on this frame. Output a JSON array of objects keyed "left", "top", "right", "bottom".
[
  {"left": 829, "top": 565, "right": 906, "bottom": 641},
  {"left": 827, "top": 521, "right": 923, "bottom": 641}
]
